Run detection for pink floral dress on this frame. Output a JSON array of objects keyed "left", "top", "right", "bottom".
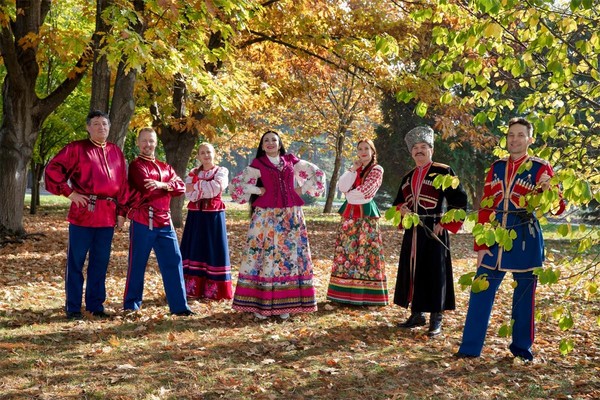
[{"left": 229, "top": 154, "right": 326, "bottom": 317}]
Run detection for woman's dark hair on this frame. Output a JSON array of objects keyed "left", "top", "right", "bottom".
[
  {"left": 357, "top": 138, "right": 377, "bottom": 179},
  {"left": 250, "top": 130, "right": 286, "bottom": 215},
  {"left": 255, "top": 130, "right": 286, "bottom": 158}
]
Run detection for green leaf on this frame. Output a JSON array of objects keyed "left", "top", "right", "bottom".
[
  {"left": 415, "top": 101, "right": 428, "bottom": 117},
  {"left": 393, "top": 212, "right": 402, "bottom": 227},
  {"left": 451, "top": 176, "right": 461, "bottom": 189},
  {"left": 432, "top": 174, "right": 444, "bottom": 189},
  {"left": 411, "top": 8, "right": 433, "bottom": 22},
  {"left": 557, "top": 224, "right": 570, "bottom": 237},
  {"left": 458, "top": 271, "right": 476, "bottom": 289},
  {"left": 498, "top": 320, "right": 513, "bottom": 337},
  {"left": 412, "top": 214, "right": 421, "bottom": 227},
  {"left": 485, "top": 229, "right": 496, "bottom": 246},
  {"left": 559, "top": 338, "right": 574, "bottom": 355},
  {"left": 402, "top": 214, "right": 414, "bottom": 229},
  {"left": 384, "top": 206, "right": 398, "bottom": 221},
  {"left": 472, "top": 274, "right": 490, "bottom": 293},
  {"left": 395, "top": 90, "right": 415, "bottom": 103},
  {"left": 473, "top": 111, "right": 487, "bottom": 125},
  {"left": 558, "top": 311, "right": 574, "bottom": 331},
  {"left": 440, "top": 91, "right": 453, "bottom": 105}
]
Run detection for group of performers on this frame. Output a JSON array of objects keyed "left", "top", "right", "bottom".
[{"left": 46, "top": 112, "right": 563, "bottom": 361}]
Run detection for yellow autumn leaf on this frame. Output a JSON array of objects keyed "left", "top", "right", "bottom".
[{"left": 484, "top": 22, "right": 503, "bottom": 38}]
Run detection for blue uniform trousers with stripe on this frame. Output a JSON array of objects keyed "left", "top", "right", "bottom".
[
  {"left": 66, "top": 224, "right": 115, "bottom": 313},
  {"left": 123, "top": 221, "right": 190, "bottom": 314},
  {"left": 458, "top": 266, "right": 537, "bottom": 360}
]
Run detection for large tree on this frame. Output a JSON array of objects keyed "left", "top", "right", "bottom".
[{"left": 0, "top": 0, "right": 92, "bottom": 236}]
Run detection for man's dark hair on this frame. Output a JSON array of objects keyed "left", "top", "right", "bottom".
[
  {"left": 508, "top": 117, "right": 533, "bottom": 137},
  {"left": 86, "top": 110, "right": 110, "bottom": 125}
]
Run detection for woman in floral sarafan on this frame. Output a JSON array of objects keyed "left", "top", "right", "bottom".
[
  {"left": 180, "top": 142, "right": 233, "bottom": 300},
  {"left": 326, "top": 139, "right": 388, "bottom": 306},
  {"left": 229, "top": 130, "right": 325, "bottom": 320}
]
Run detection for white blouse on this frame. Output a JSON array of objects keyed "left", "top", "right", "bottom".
[{"left": 185, "top": 166, "right": 229, "bottom": 202}]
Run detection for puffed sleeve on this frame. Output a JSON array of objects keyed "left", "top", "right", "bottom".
[
  {"left": 344, "top": 166, "right": 383, "bottom": 204},
  {"left": 294, "top": 159, "right": 326, "bottom": 197},
  {"left": 186, "top": 166, "right": 229, "bottom": 202},
  {"left": 228, "top": 166, "right": 262, "bottom": 204},
  {"left": 337, "top": 170, "right": 358, "bottom": 193}
]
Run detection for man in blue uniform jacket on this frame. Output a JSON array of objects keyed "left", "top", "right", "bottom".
[{"left": 456, "top": 117, "right": 565, "bottom": 360}]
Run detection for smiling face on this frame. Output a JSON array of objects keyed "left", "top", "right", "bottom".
[
  {"left": 411, "top": 142, "right": 433, "bottom": 167},
  {"left": 357, "top": 141, "right": 374, "bottom": 166},
  {"left": 196, "top": 143, "right": 215, "bottom": 168},
  {"left": 507, "top": 123, "right": 533, "bottom": 159},
  {"left": 87, "top": 116, "right": 110, "bottom": 144},
  {"left": 261, "top": 132, "right": 281, "bottom": 157},
  {"left": 137, "top": 129, "right": 157, "bottom": 158}
]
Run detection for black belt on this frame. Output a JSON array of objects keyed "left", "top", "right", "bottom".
[{"left": 87, "top": 195, "right": 116, "bottom": 212}]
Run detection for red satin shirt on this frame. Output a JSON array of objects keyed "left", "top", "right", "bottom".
[
  {"left": 126, "top": 156, "right": 185, "bottom": 228},
  {"left": 44, "top": 139, "right": 128, "bottom": 227}
]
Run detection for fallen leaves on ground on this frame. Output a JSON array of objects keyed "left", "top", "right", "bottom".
[{"left": 0, "top": 204, "right": 598, "bottom": 399}]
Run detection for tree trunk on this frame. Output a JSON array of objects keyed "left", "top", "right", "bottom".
[
  {"left": 323, "top": 133, "right": 345, "bottom": 213},
  {"left": 159, "top": 126, "right": 198, "bottom": 228},
  {"left": 30, "top": 162, "right": 43, "bottom": 215},
  {"left": 91, "top": 0, "right": 144, "bottom": 149},
  {"left": 0, "top": 1, "right": 91, "bottom": 235},
  {"left": 107, "top": 60, "right": 138, "bottom": 148},
  {"left": 90, "top": 0, "right": 112, "bottom": 114},
  {"left": 0, "top": 96, "right": 35, "bottom": 234}
]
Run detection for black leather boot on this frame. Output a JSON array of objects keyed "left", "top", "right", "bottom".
[
  {"left": 398, "top": 312, "right": 426, "bottom": 328},
  {"left": 428, "top": 312, "right": 443, "bottom": 336}
]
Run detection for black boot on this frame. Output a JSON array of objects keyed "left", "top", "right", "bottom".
[
  {"left": 428, "top": 312, "right": 443, "bottom": 336},
  {"left": 398, "top": 312, "right": 426, "bottom": 328}
]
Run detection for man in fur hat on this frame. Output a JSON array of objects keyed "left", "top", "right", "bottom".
[{"left": 392, "top": 126, "right": 468, "bottom": 336}]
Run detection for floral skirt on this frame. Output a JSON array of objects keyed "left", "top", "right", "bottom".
[
  {"left": 232, "top": 206, "right": 317, "bottom": 316},
  {"left": 181, "top": 210, "right": 233, "bottom": 300},
  {"left": 326, "top": 217, "right": 388, "bottom": 306}
]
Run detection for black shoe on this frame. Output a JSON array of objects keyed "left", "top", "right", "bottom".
[
  {"left": 398, "top": 312, "right": 426, "bottom": 328},
  {"left": 453, "top": 351, "right": 478, "bottom": 359},
  {"left": 428, "top": 312, "right": 443, "bottom": 336},
  {"left": 173, "top": 310, "right": 195, "bottom": 316},
  {"left": 66, "top": 311, "right": 83, "bottom": 320},
  {"left": 91, "top": 311, "right": 111, "bottom": 318}
]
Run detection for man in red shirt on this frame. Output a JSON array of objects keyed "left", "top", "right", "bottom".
[
  {"left": 45, "top": 110, "right": 128, "bottom": 319},
  {"left": 123, "top": 127, "right": 193, "bottom": 316}
]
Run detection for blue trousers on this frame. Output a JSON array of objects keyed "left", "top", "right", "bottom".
[
  {"left": 458, "top": 267, "right": 537, "bottom": 360},
  {"left": 66, "top": 224, "right": 115, "bottom": 313},
  {"left": 123, "top": 221, "right": 189, "bottom": 314}
]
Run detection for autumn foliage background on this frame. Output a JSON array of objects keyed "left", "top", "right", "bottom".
[{"left": 1, "top": 200, "right": 598, "bottom": 399}]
